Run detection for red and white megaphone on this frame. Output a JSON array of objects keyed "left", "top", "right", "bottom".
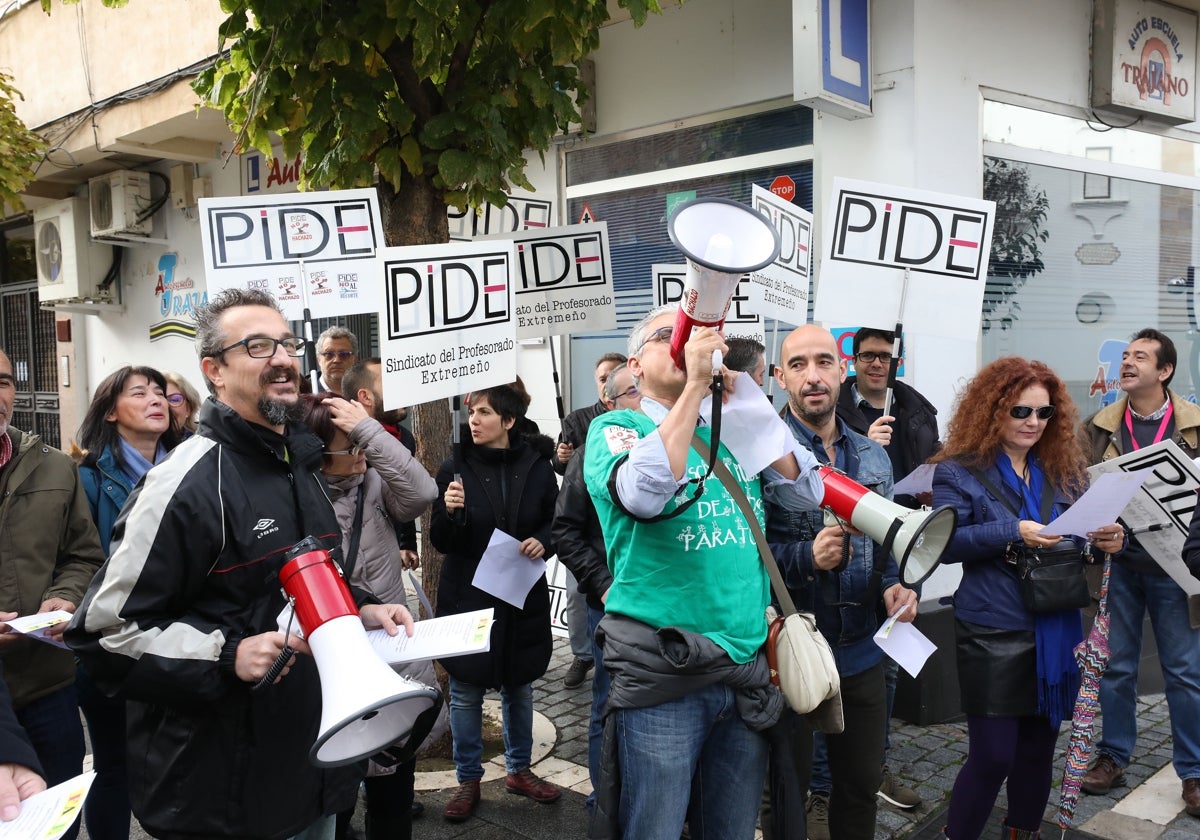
[
  {"left": 667, "top": 198, "right": 781, "bottom": 369},
  {"left": 280, "top": 539, "right": 441, "bottom": 767},
  {"left": 818, "top": 466, "right": 957, "bottom": 587}
]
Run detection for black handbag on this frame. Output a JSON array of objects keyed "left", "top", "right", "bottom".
[{"left": 967, "top": 467, "right": 1091, "bottom": 614}]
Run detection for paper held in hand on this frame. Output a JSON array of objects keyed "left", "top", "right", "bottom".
[
  {"left": 0, "top": 770, "right": 95, "bottom": 840},
  {"left": 367, "top": 608, "right": 495, "bottom": 666},
  {"left": 4, "top": 609, "right": 73, "bottom": 650}
]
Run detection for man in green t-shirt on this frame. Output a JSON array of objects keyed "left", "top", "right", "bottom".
[{"left": 583, "top": 303, "right": 826, "bottom": 839}]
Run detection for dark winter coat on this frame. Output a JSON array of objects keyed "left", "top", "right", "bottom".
[
  {"left": 431, "top": 427, "right": 558, "bottom": 688},
  {"left": 837, "top": 376, "right": 939, "bottom": 505}
]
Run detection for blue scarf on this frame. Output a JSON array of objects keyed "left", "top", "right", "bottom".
[
  {"left": 118, "top": 437, "right": 167, "bottom": 486},
  {"left": 995, "top": 452, "right": 1082, "bottom": 729}
]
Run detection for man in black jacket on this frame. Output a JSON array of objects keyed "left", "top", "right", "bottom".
[{"left": 67, "top": 290, "right": 414, "bottom": 840}]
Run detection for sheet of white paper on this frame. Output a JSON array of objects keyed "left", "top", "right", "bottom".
[
  {"left": 472, "top": 529, "right": 547, "bottom": 609},
  {"left": 0, "top": 770, "right": 94, "bottom": 840},
  {"left": 873, "top": 605, "right": 937, "bottom": 678},
  {"left": 717, "top": 372, "right": 792, "bottom": 477},
  {"left": 367, "top": 608, "right": 495, "bottom": 665},
  {"left": 1040, "top": 468, "right": 1155, "bottom": 537},
  {"left": 5, "top": 610, "right": 73, "bottom": 650},
  {"left": 893, "top": 463, "right": 936, "bottom": 497}
]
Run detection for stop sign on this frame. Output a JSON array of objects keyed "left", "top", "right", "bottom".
[{"left": 770, "top": 176, "right": 795, "bottom": 202}]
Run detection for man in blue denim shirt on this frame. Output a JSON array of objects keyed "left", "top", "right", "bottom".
[{"left": 765, "top": 325, "right": 918, "bottom": 840}]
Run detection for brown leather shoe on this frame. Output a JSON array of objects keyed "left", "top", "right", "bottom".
[
  {"left": 505, "top": 768, "right": 562, "bottom": 803},
  {"left": 1183, "top": 778, "right": 1200, "bottom": 817},
  {"left": 443, "top": 780, "right": 480, "bottom": 822},
  {"left": 1080, "top": 753, "right": 1126, "bottom": 795}
]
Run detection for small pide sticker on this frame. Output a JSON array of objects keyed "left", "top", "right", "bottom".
[{"left": 603, "top": 426, "right": 639, "bottom": 455}]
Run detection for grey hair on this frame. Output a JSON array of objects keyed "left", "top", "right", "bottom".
[
  {"left": 602, "top": 363, "right": 631, "bottom": 401},
  {"left": 626, "top": 303, "right": 679, "bottom": 359},
  {"left": 317, "top": 325, "right": 359, "bottom": 355}
]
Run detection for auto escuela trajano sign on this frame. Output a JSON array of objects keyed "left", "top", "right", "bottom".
[
  {"left": 480, "top": 223, "right": 617, "bottom": 339},
  {"left": 198, "top": 188, "right": 384, "bottom": 321},
  {"left": 377, "top": 240, "right": 518, "bottom": 407}
]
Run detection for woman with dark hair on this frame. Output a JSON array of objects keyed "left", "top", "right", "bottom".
[
  {"left": 299, "top": 392, "right": 439, "bottom": 840},
  {"left": 75, "top": 365, "right": 180, "bottom": 840},
  {"left": 932, "top": 358, "right": 1125, "bottom": 840},
  {"left": 432, "top": 383, "right": 560, "bottom": 823}
]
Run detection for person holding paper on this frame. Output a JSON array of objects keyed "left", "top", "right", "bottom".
[
  {"left": 582, "top": 305, "right": 825, "bottom": 840},
  {"left": 931, "top": 357, "right": 1124, "bottom": 840},
  {"left": 431, "top": 382, "right": 560, "bottom": 822},
  {"left": 0, "top": 347, "right": 104, "bottom": 840},
  {"left": 0, "top": 654, "right": 46, "bottom": 821},
  {"left": 1077, "top": 328, "right": 1200, "bottom": 816},
  {"left": 300, "top": 392, "right": 441, "bottom": 840},
  {"left": 74, "top": 365, "right": 182, "bottom": 840},
  {"left": 765, "top": 325, "right": 915, "bottom": 840}
]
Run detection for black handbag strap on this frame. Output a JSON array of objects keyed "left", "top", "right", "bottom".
[
  {"left": 965, "top": 465, "right": 1053, "bottom": 523},
  {"left": 692, "top": 435, "right": 799, "bottom": 618},
  {"left": 343, "top": 487, "right": 367, "bottom": 581}
]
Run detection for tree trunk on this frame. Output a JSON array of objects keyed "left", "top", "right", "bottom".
[{"left": 377, "top": 173, "right": 451, "bottom": 619}]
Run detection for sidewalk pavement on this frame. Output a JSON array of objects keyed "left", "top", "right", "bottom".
[{"left": 89, "top": 635, "right": 1198, "bottom": 840}]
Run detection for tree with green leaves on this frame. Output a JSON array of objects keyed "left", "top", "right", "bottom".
[
  {"left": 982, "top": 157, "right": 1050, "bottom": 333},
  {"left": 0, "top": 71, "right": 47, "bottom": 215},
  {"left": 190, "top": 0, "right": 663, "bottom": 613}
]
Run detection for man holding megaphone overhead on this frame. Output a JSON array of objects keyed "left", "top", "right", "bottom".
[
  {"left": 766, "top": 324, "right": 919, "bottom": 840},
  {"left": 582, "top": 303, "right": 829, "bottom": 840},
  {"left": 67, "top": 289, "right": 416, "bottom": 840}
]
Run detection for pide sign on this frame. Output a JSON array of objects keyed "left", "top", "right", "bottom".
[
  {"left": 1092, "top": 0, "right": 1198, "bottom": 125},
  {"left": 378, "top": 240, "right": 517, "bottom": 406},
  {"left": 814, "top": 178, "right": 995, "bottom": 342},
  {"left": 652, "top": 264, "right": 765, "bottom": 344},
  {"left": 198, "top": 188, "right": 384, "bottom": 321}
]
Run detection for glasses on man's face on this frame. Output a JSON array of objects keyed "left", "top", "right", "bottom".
[
  {"left": 212, "top": 336, "right": 306, "bottom": 359},
  {"left": 614, "top": 386, "right": 639, "bottom": 400},
  {"left": 1010, "top": 405, "right": 1055, "bottom": 421},
  {"left": 636, "top": 326, "right": 673, "bottom": 353},
  {"left": 325, "top": 444, "right": 364, "bottom": 457},
  {"left": 320, "top": 350, "right": 356, "bottom": 361},
  {"left": 854, "top": 351, "right": 893, "bottom": 366},
  {"left": 166, "top": 393, "right": 186, "bottom": 406}
]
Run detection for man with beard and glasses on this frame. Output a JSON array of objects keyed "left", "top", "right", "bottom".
[
  {"left": 764, "top": 325, "right": 917, "bottom": 840},
  {"left": 67, "top": 289, "right": 416, "bottom": 840}
]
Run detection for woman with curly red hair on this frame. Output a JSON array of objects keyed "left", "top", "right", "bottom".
[{"left": 932, "top": 357, "right": 1125, "bottom": 840}]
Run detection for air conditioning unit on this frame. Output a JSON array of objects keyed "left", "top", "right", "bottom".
[
  {"left": 34, "top": 198, "right": 116, "bottom": 306},
  {"left": 89, "top": 170, "right": 153, "bottom": 238}
]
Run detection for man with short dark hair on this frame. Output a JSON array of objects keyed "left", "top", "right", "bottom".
[
  {"left": 1079, "top": 328, "right": 1200, "bottom": 817},
  {"left": 725, "top": 337, "right": 767, "bottom": 386},
  {"left": 0, "top": 348, "right": 103, "bottom": 840},
  {"left": 68, "top": 289, "right": 415, "bottom": 840},
  {"left": 316, "top": 325, "right": 360, "bottom": 396}
]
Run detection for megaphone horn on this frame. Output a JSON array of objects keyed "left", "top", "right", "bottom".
[
  {"left": 280, "top": 541, "right": 441, "bottom": 768},
  {"left": 818, "top": 466, "right": 957, "bottom": 587},
  {"left": 666, "top": 198, "right": 781, "bottom": 369}
]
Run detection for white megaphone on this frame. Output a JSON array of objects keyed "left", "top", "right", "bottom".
[
  {"left": 279, "top": 540, "right": 441, "bottom": 768},
  {"left": 817, "top": 466, "right": 957, "bottom": 587},
  {"left": 667, "top": 198, "right": 781, "bottom": 369}
]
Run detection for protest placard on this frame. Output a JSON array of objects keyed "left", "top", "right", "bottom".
[
  {"left": 652, "top": 264, "right": 765, "bottom": 344},
  {"left": 746, "top": 184, "right": 812, "bottom": 326}
]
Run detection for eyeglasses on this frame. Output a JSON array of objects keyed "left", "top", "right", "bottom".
[
  {"left": 854, "top": 352, "right": 893, "bottom": 365},
  {"left": 166, "top": 393, "right": 187, "bottom": 406},
  {"left": 636, "top": 326, "right": 673, "bottom": 353},
  {"left": 319, "top": 350, "right": 356, "bottom": 361},
  {"left": 1010, "top": 405, "right": 1055, "bottom": 421},
  {"left": 211, "top": 336, "right": 306, "bottom": 359},
  {"left": 324, "top": 444, "right": 364, "bottom": 457},
  {"left": 613, "top": 386, "right": 640, "bottom": 400}
]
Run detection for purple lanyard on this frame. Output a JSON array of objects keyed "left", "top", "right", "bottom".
[{"left": 1124, "top": 401, "right": 1173, "bottom": 451}]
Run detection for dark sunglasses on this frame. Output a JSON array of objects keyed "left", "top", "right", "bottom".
[{"left": 1010, "top": 405, "right": 1055, "bottom": 421}]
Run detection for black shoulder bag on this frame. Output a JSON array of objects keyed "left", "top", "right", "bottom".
[{"left": 966, "top": 466, "right": 1090, "bottom": 613}]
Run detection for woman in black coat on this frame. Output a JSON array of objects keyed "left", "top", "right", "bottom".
[{"left": 431, "top": 383, "right": 560, "bottom": 823}]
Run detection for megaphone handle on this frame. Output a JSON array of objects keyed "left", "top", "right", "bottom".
[{"left": 253, "top": 643, "right": 297, "bottom": 692}]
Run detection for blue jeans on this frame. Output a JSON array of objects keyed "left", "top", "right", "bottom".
[
  {"left": 565, "top": 569, "right": 593, "bottom": 662},
  {"left": 15, "top": 684, "right": 85, "bottom": 840},
  {"left": 615, "top": 683, "right": 767, "bottom": 840},
  {"left": 586, "top": 604, "right": 610, "bottom": 812},
  {"left": 1096, "top": 564, "right": 1200, "bottom": 778},
  {"left": 448, "top": 678, "right": 534, "bottom": 781},
  {"left": 76, "top": 664, "right": 130, "bottom": 840}
]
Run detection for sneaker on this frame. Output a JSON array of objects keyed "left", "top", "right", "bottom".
[
  {"left": 506, "top": 768, "right": 562, "bottom": 803},
  {"left": 1081, "top": 753, "right": 1126, "bottom": 795},
  {"left": 443, "top": 780, "right": 480, "bottom": 822},
  {"left": 878, "top": 765, "right": 922, "bottom": 809},
  {"left": 564, "top": 657, "right": 594, "bottom": 689},
  {"left": 806, "top": 791, "right": 830, "bottom": 840}
]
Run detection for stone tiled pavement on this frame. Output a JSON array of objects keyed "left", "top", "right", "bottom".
[{"left": 87, "top": 635, "right": 1197, "bottom": 839}]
